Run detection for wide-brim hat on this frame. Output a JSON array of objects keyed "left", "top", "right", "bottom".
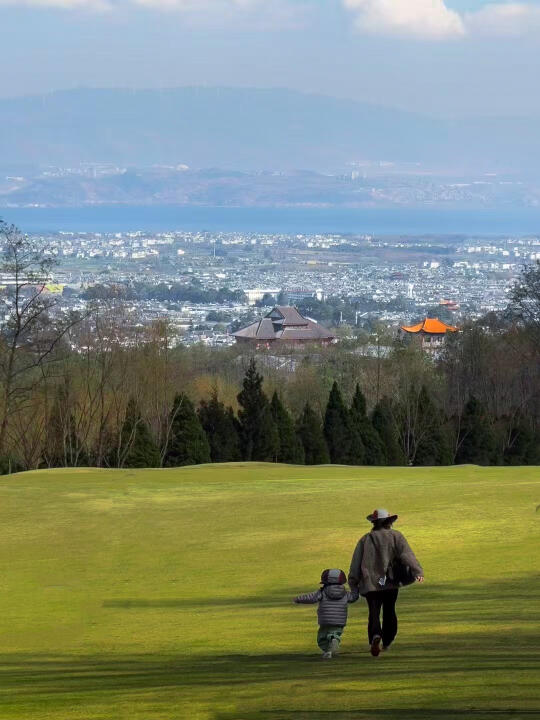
[{"left": 367, "top": 508, "right": 398, "bottom": 523}]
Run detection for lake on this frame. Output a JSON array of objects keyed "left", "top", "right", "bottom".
[{"left": 2, "top": 205, "right": 540, "bottom": 235}]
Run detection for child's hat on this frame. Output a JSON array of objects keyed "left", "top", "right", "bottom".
[{"left": 321, "top": 569, "right": 346, "bottom": 585}]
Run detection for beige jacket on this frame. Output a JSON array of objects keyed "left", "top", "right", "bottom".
[{"left": 348, "top": 527, "right": 423, "bottom": 596}]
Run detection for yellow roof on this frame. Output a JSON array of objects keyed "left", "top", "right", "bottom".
[{"left": 44, "top": 284, "right": 64, "bottom": 294}]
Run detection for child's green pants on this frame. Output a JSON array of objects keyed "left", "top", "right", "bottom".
[{"left": 317, "top": 625, "right": 344, "bottom": 652}]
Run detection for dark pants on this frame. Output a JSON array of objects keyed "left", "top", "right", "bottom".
[{"left": 365, "top": 589, "right": 399, "bottom": 647}]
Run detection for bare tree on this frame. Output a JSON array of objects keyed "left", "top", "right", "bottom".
[
  {"left": 0, "top": 222, "right": 83, "bottom": 456},
  {"left": 510, "top": 260, "right": 540, "bottom": 353},
  {"left": 9, "top": 397, "right": 48, "bottom": 470}
]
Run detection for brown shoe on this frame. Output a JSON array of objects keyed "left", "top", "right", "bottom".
[{"left": 370, "top": 635, "right": 381, "bottom": 657}]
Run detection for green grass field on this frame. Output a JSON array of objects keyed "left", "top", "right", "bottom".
[{"left": 0, "top": 464, "right": 539, "bottom": 720}]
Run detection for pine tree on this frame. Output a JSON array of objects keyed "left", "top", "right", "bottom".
[
  {"left": 297, "top": 402, "right": 330, "bottom": 465},
  {"left": 456, "top": 395, "right": 497, "bottom": 465},
  {"left": 414, "top": 386, "right": 453, "bottom": 466},
  {"left": 323, "top": 381, "right": 355, "bottom": 464},
  {"left": 371, "top": 397, "right": 406, "bottom": 466},
  {"left": 165, "top": 393, "right": 211, "bottom": 467},
  {"left": 350, "top": 384, "right": 385, "bottom": 465},
  {"left": 270, "top": 392, "right": 305, "bottom": 464},
  {"left": 120, "top": 397, "right": 161, "bottom": 469},
  {"left": 237, "top": 359, "right": 279, "bottom": 462},
  {"left": 198, "top": 391, "right": 241, "bottom": 462},
  {"left": 503, "top": 418, "right": 540, "bottom": 466}
]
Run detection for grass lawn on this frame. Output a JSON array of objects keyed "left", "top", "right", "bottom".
[{"left": 0, "top": 463, "right": 539, "bottom": 720}]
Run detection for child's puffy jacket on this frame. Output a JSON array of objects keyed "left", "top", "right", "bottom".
[{"left": 294, "top": 584, "right": 358, "bottom": 626}]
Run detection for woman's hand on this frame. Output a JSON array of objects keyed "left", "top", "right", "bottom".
[{"left": 416, "top": 576, "right": 424, "bottom": 583}]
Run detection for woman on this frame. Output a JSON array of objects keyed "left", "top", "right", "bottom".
[{"left": 348, "top": 508, "right": 424, "bottom": 657}]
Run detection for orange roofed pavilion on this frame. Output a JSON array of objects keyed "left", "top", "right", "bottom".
[
  {"left": 401, "top": 318, "right": 458, "bottom": 334},
  {"left": 400, "top": 317, "right": 458, "bottom": 352}
]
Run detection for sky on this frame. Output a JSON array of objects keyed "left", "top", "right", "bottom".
[{"left": 2, "top": 0, "right": 540, "bottom": 116}]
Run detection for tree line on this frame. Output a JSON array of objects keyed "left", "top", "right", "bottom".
[
  {"left": 81, "top": 281, "right": 246, "bottom": 305},
  {"left": 4, "top": 350, "right": 538, "bottom": 472},
  {"left": 0, "top": 221, "right": 538, "bottom": 472}
]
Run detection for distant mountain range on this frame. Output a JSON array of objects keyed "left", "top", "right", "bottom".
[
  {"left": 2, "top": 165, "right": 539, "bottom": 210},
  {"left": 1, "top": 87, "right": 539, "bottom": 173}
]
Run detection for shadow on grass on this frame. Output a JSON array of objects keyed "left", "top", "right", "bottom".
[
  {"left": 2, "top": 578, "right": 539, "bottom": 717},
  {"left": 102, "top": 577, "right": 540, "bottom": 624},
  {"left": 1, "top": 635, "right": 539, "bottom": 696},
  {"left": 1, "top": 635, "right": 539, "bottom": 720}
]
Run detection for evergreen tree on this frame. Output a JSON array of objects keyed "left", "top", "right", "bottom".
[
  {"left": 455, "top": 395, "right": 496, "bottom": 465},
  {"left": 270, "top": 392, "right": 305, "bottom": 464},
  {"left": 119, "top": 397, "right": 161, "bottom": 469},
  {"left": 414, "top": 386, "right": 453, "bottom": 466},
  {"left": 165, "top": 393, "right": 211, "bottom": 467},
  {"left": 350, "top": 384, "right": 385, "bottom": 465},
  {"left": 198, "top": 391, "right": 241, "bottom": 462},
  {"left": 323, "top": 382, "right": 355, "bottom": 464},
  {"left": 503, "top": 418, "right": 540, "bottom": 465},
  {"left": 297, "top": 402, "right": 330, "bottom": 465},
  {"left": 237, "top": 359, "right": 278, "bottom": 461},
  {"left": 371, "top": 397, "right": 406, "bottom": 466}
]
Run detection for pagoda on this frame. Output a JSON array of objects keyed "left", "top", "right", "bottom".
[
  {"left": 233, "top": 306, "right": 335, "bottom": 348},
  {"left": 400, "top": 317, "right": 458, "bottom": 352}
]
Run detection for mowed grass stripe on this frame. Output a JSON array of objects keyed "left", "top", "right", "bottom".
[{"left": 0, "top": 464, "right": 539, "bottom": 719}]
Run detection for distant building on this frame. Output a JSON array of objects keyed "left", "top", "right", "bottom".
[
  {"left": 42, "top": 284, "right": 64, "bottom": 295},
  {"left": 233, "top": 306, "right": 335, "bottom": 348},
  {"left": 285, "top": 288, "right": 325, "bottom": 303},
  {"left": 440, "top": 298, "right": 460, "bottom": 312},
  {"left": 245, "top": 288, "right": 280, "bottom": 306},
  {"left": 399, "top": 317, "right": 458, "bottom": 353}
]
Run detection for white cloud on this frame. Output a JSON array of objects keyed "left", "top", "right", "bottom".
[
  {"left": 4, "top": 0, "right": 540, "bottom": 41},
  {"left": 343, "top": 0, "right": 540, "bottom": 40},
  {"left": 465, "top": 2, "right": 540, "bottom": 36},
  {"left": 342, "top": 0, "right": 465, "bottom": 39}
]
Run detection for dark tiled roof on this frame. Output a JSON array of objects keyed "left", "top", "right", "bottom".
[
  {"left": 233, "top": 317, "right": 275, "bottom": 339},
  {"left": 280, "top": 320, "right": 334, "bottom": 340},
  {"left": 233, "top": 306, "right": 334, "bottom": 342},
  {"left": 271, "top": 306, "right": 308, "bottom": 326}
]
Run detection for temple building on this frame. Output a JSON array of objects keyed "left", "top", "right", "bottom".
[
  {"left": 399, "top": 317, "right": 458, "bottom": 353},
  {"left": 233, "top": 306, "right": 335, "bottom": 348}
]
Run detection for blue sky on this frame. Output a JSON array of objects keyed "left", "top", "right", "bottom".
[{"left": 2, "top": 0, "right": 540, "bottom": 116}]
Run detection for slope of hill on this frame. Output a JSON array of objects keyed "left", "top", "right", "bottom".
[
  {"left": 1, "top": 87, "right": 539, "bottom": 172},
  {"left": 0, "top": 463, "right": 538, "bottom": 719},
  {"left": 5, "top": 165, "right": 540, "bottom": 209}
]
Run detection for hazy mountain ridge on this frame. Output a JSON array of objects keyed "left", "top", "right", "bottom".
[
  {"left": 2, "top": 165, "right": 539, "bottom": 210},
  {"left": 1, "top": 87, "right": 539, "bottom": 173}
]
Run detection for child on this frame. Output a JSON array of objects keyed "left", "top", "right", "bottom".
[{"left": 294, "top": 568, "right": 359, "bottom": 659}]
